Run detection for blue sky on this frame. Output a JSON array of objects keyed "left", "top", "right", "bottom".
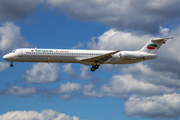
[{"left": 0, "top": 0, "right": 180, "bottom": 120}]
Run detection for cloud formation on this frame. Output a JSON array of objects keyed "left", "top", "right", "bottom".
[
  {"left": 0, "top": 109, "right": 79, "bottom": 120},
  {"left": 125, "top": 93, "right": 180, "bottom": 118},
  {"left": 0, "top": 22, "right": 31, "bottom": 54},
  {"left": 121, "top": 63, "right": 180, "bottom": 89},
  {"left": 80, "top": 65, "right": 93, "bottom": 80},
  {"left": 0, "top": 86, "right": 40, "bottom": 97},
  {"left": 58, "top": 94, "right": 73, "bottom": 100},
  {"left": 50, "top": 82, "right": 81, "bottom": 94},
  {"left": 47, "top": 0, "right": 180, "bottom": 33},
  {"left": 15, "top": 61, "right": 180, "bottom": 100},
  {"left": 0, "top": 62, "right": 9, "bottom": 72},
  {"left": 82, "top": 84, "right": 104, "bottom": 98},
  {"left": 81, "top": 66, "right": 178, "bottom": 99},
  {"left": 0, "top": 0, "right": 44, "bottom": 22},
  {"left": 22, "top": 63, "right": 60, "bottom": 84},
  {"left": 101, "top": 74, "right": 176, "bottom": 97},
  {"left": 0, "top": 1, "right": 180, "bottom": 33},
  {"left": 63, "top": 64, "right": 77, "bottom": 80},
  {"left": 87, "top": 29, "right": 151, "bottom": 51},
  {"left": 63, "top": 64, "right": 93, "bottom": 80},
  {"left": 0, "top": 82, "right": 81, "bottom": 100}
]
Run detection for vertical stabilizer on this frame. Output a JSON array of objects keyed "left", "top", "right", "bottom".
[{"left": 139, "top": 37, "right": 173, "bottom": 54}]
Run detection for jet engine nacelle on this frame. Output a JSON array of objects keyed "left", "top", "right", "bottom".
[{"left": 119, "top": 51, "right": 158, "bottom": 60}]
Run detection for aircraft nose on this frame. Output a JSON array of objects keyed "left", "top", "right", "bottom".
[{"left": 3, "top": 54, "right": 11, "bottom": 61}]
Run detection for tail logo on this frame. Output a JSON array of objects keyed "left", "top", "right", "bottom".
[{"left": 147, "top": 44, "right": 157, "bottom": 50}]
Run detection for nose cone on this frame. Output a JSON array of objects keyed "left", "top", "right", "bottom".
[{"left": 3, "top": 54, "right": 11, "bottom": 61}]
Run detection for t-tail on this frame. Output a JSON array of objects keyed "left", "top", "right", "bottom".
[{"left": 139, "top": 37, "right": 174, "bottom": 54}]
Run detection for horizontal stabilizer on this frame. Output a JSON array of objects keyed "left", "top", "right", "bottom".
[{"left": 151, "top": 37, "right": 174, "bottom": 43}]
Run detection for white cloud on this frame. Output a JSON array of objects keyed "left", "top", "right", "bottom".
[
  {"left": 83, "top": 84, "right": 103, "bottom": 98},
  {"left": 58, "top": 94, "right": 73, "bottom": 100},
  {"left": 0, "top": 22, "right": 31, "bottom": 54},
  {"left": 121, "top": 63, "right": 180, "bottom": 88},
  {"left": 51, "top": 82, "right": 81, "bottom": 94},
  {"left": 159, "top": 26, "right": 170, "bottom": 37},
  {"left": 46, "top": 0, "right": 180, "bottom": 33},
  {"left": 63, "top": 64, "right": 93, "bottom": 80},
  {"left": 125, "top": 93, "right": 180, "bottom": 118},
  {"left": 0, "top": 109, "right": 79, "bottom": 120},
  {"left": 100, "top": 74, "right": 176, "bottom": 97},
  {"left": 80, "top": 65, "right": 93, "bottom": 80},
  {"left": 81, "top": 62, "right": 179, "bottom": 99},
  {"left": 63, "top": 64, "right": 77, "bottom": 80},
  {"left": 83, "top": 84, "right": 94, "bottom": 92},
  {"left": 0, "top": 1, "right": 179, "bottom": 33},
  {"left": 0, "top": 62, "right": 9, "bottom": 72},
  {"left": 22, "top": 63, "right": 60, "bottom": 84},
  {"left": 0, "top": 86, "right": 39, "bottom": 97},
  {"left": 163, "top": 26, "right": 180, "bottom": 62},
  {"left": 83, "top": 90, "right": 103, "bottom": 98},
  {"left": 72, "top": 42, "right": 83, "bottom": 49},
  {"left": 87, "top": 29, "right": 151, "bottom": 51},
  {"left": 0, "top": 83, "right": 81, "bottom": 98}
]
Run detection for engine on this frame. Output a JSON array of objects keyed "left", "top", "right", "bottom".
[{"left": 119, "top": 52, "right": 158, "bottom": 60}]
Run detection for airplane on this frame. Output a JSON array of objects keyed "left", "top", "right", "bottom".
[{"left": 3, "top": 37, "right": 173, "bottom": 71}]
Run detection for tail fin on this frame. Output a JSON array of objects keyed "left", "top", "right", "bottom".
[{"left": 139, "top": 37, "right": 174, "bottom": 54}]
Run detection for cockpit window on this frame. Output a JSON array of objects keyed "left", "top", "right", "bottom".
[{"left": 11, "top": 50, "right": 15, "bottom": 53}]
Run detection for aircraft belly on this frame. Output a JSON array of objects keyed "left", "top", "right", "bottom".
[
  {"left": 104, "top": 59, "right": 144, "bottom": 64},
  {"left": 20, "top": 55, "right": 77, "bottom": 63}
]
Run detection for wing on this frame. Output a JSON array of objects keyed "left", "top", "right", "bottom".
[{"left": 79, "top": 50, "right": 121, "bottom": 65}]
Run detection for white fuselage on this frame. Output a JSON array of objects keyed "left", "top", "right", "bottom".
[{"left": 3, "top": 48, "right": 158, "bottom": 65}]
